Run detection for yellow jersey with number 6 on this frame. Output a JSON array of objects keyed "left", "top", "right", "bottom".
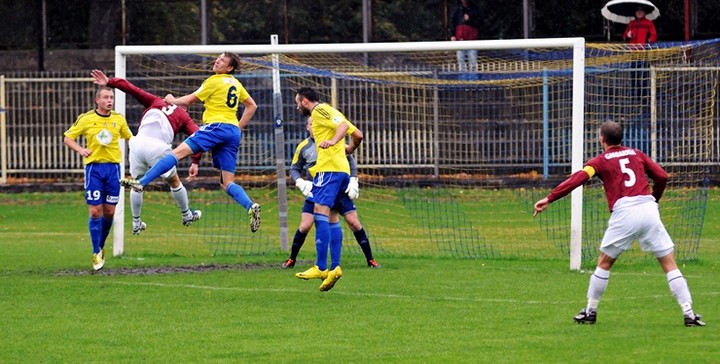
[{"left": 193, "top": 74, "right": 250, "bottom": 126}]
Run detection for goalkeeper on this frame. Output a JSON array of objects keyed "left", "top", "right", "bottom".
[
  {"left": 91, "top": 69, "right": 203, "bottom": 234},
  {"left": 282, "top": 116, "right": 380, "bottom": 269}
]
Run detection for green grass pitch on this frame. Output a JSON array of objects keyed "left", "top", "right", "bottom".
[{"left": 1, "top": 188, "right": 718, "bottom": 362}]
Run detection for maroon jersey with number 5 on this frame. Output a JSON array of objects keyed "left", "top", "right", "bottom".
[
  {"left": 547, "top": 146, "right": 668, "bottom": 212},
  {"left": 586, "top": 146, "right": 667, "bottom": 211}
]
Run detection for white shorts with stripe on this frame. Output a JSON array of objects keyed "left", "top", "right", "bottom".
[
  {"left": 600, "top": 195, "right": 674, "bottom": 259},
  {"left": 128, "top": 135, "right": 176, "bottom": 180}
]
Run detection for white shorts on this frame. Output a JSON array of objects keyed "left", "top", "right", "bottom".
[
  {"left": 128, "top": 135, "right": 176, "bottom": 180},
  {"left": 600, "top": 197, "right": 674, "bottom": 259}
]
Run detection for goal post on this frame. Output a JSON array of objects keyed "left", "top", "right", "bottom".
[{"left": 111, "top": 37, "right": 588, "bottom": 269}]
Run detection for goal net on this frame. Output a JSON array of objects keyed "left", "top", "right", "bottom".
[{"left": 113, "top": 38, "right": 716, "bottom": 269}]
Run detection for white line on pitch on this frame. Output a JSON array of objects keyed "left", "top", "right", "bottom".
[{"left": 101, "top": 280, "right": 720, "bottom": 305}]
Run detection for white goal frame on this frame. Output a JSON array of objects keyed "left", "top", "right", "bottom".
[{"left": 112, "top": 37, "right": 586, "bottom": 270}]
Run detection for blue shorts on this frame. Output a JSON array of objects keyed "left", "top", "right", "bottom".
[
  {"left": 185, "top": 123, "right": 241, "bottom": 173},
  {"left": 301, "top": 196, "right": 356, "bottom": 215},
  {"left": 84, "top": 163, "right": 121, "bottom": 206},
  {"left": 309, "top": 172, "right": 350, "bottom": 208}
]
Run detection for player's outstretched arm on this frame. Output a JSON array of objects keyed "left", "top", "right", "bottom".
[
  {"left": 93, "top": 69, "right": 161, "bottom": 108},
  {"left": 165, "top": 93, "right": 199, "bottom": 107},
  {"left": 533, "top": 198, "right": 550, "bottom": 217},
  {"left": 91, "top": 69, "right": 109, "bottom": 86}
]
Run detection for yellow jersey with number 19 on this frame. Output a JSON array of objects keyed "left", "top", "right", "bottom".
[
  {"left": 64, "top": 110, "right": 132, "bottom": 165},
  {"left": 309, "top": 103, "right": 357, "bottom": 176},
  {"left": 193, "top": 74, "right": 250, "bottom": 126}
]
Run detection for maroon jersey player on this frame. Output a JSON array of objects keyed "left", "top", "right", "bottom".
[
  {"left": 91, "top": 69, "right": 203, "bottom": 234},
  {"left": 533, "top": 120, "right": 704, "bottom": 327}
]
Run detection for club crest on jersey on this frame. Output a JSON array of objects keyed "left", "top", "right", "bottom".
[{"left": 96, "top": 128, "right": 113, "bottom": 146}]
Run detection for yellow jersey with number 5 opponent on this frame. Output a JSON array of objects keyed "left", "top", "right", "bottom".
[
  {"left": 193, "top": 74, "right": 250, "bottom": 126},
  {"left": 309, "top": 103, "right": 357, "bottom": 176}
]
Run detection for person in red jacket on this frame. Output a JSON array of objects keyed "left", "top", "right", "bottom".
[
  {"left": 449, "top": 0, "right": 481, "bottom": 73},
  {"left": 623, "top": 7, "right": 657, "bottom": 44}
]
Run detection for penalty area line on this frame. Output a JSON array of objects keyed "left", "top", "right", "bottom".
[
  {"left": 101, "top": 280, "right": 580, "bottom": 305},
  {"left": 101, "top": 280, "right": 720, "bottom": 305}
]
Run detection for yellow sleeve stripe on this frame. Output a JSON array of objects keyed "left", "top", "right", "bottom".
[
  {"left": 291, "top": 139, "right": 309, "bottom": 164},
  {"left": 582, "top": 165, "right": 596, "bottom": 178}
]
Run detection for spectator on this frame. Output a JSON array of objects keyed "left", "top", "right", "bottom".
[
  {"left": 623, "top": 7, "right": 657, "bottom": 44},
  {"left": 449, "top": 0, "right": 481, "bottom": 73}
]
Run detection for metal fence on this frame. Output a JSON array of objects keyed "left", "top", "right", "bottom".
[{"left": 1, "top": 69, "right": 719, "bottom": 185}]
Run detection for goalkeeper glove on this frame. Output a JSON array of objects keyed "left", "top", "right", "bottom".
[
  {"left": 295, "top": 179, "right": 313, "bottom": 197},
  {"left": 345, "top": 177, "right": 359, "bottom": 200}
]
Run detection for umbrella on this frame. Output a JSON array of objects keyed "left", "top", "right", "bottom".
[{"left": 601, "top": 0, "right": 660, "bottom": 24}]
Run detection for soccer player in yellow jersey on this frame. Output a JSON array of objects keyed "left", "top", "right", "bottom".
[
  {"left": 281, "top": 116, "right": 380, "bottom": 269},
  {"left": 293, "top": 87, "right": 364, "bottom": 291},
  {"left": 121, "top": 52, "right": 261, "bottom": 232},
  {"left": 64, "top": 85, "right": 133, "bottom": 271}
]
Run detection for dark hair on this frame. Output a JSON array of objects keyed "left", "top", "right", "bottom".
[
  {"left": 222, "top": 52, "right": 241, "bottom": 72},
  {"left": 600, "top": 121, "right": 623, "bottom": 145},
  {"left": 295, "top": 87, "right": 320, "bottom": 102}
]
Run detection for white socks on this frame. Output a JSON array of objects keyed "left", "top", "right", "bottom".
[
  {"left": 666, "top": 269, "right": 695, "bottom": 317},
  {"left": 171, "top": 184, "right": 190, "bottom": 213},
  {"left": 586, "top": 267, "right": 610, "bottom": 311},
  {"left": 583, "top": 267, "right": 696, "bottom": 318},
  {"left": 130, "top": 189, "right": 143, "bottom": 220},
  {"left": 133, "top": 184, "right": 191, "bottom": 220}
]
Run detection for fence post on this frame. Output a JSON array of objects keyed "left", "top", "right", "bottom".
[{"left": 1, "top": 75, "right": 6, "bottom": 184}]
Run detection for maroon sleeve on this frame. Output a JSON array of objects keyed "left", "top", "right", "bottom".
[
  {"left": 643, "top": 153, "right": 668, "bottom": 201},
  {"left": 546, "top": 169, "right": 591, "bottom": 203},
  {"left": 190, "top": 152, "right": 202, "bottom": 165},
  {"left": 107, "top": 78, "right": 161, "bottom": 109}
]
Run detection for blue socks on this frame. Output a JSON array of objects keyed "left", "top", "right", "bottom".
[
  {"left": 89, "top": 217, "right": 102, "bottom": 254},
  {"left": 290, "top": 229, "right": 308, "bottom": 261},
  {"left": 100, "top": 217, "right": 113, "bottom": 249},
  {"left": 89, "top": 216, "right": 113, "bottom": 253},
  {"left": 227, "top": 182, "right": 253, "bottom": 211},
  {"left": 314, "top": 213, "right": 330, "bottom": 270},
  {"left": 139, "top": 154, "right": 178, "bottom": 186},
  {"left": 329, "top": 222, "right": 342, "bottom": 269}
]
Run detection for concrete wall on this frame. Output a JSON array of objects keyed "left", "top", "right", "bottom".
[{"left": 0, "top": 49, "right": 115, "bottom": 73}]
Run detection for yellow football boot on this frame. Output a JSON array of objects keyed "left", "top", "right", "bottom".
[
  {"left": 319, "top": 266, "right": 343, "bottom": 291},
  {"left": 295, "top": 265, "right": 328, "bottom": 280}
]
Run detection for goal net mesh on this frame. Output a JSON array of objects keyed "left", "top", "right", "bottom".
[{"left": 119, "top": 39, "right": 717, "bottom": 267}]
